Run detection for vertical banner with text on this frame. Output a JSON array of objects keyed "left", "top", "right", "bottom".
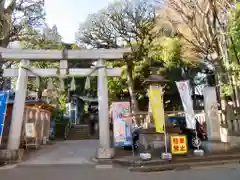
[
  {"left": 0, "top": 91, "right": 9, "bottom": 145},
  {"left": 112, "top": 101, "right": 132, "bottom": 147},
  {"left": 176, "top": 80, "right": 196, "bottom": 130},
  {"left": 149, "top": 85, "right": 165, "bottom": 133}
]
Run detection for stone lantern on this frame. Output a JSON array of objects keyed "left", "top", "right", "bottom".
[
  {"left": 142, "top": 75, "right": 169, "bottom": 130},
  {"left": 137, "top": 75, "right": 172, "bottom": 160}
]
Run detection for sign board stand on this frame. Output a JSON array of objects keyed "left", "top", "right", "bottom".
[
  {"left": 112, "top": 101, "right": 132, "bottom": 147},
  {"left": 0, "top": 91, "right": 9, "bottom": 146},
  {"left": 170, "top": 135, "right": 188, "bottom": 155}
]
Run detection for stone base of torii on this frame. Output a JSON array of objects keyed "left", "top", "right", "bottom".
[{"left": 0, "top": 47, "right": 131, "bottom": 160}]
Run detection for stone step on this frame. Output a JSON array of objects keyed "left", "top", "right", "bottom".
[
  {"left": 67, "top": 133, "right": 89, "bottom": 136},
  {"left": 72, "top": 127, "right": 89, "bottom": 130},
  {"left": 68, "top": 137, "right": 99, "bottom": 140},
  {"left": 67, "top": 132, "right": 90, "bottom": 140},
  {"left": 72, "top": 125, "right": 89, "bottom": 129},
  {"left": 71, "top": 129, "right": 89, "bottom": 132},
  {"left": 69, "top": 131, "right": 89, "bottom": 134},
  {"left": 68, "top": 133, "right": 89, "bottom": 136},
  {"left": 69, "top": 129, "right": 90, "bottom": 133},
  {"left": 66, "top": 125, "right": 93, "bottom": 140}
]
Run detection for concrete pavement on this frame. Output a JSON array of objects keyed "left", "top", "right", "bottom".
[
  {"left": 1, "top": 163, "right": 240, "bottom": 180},
  {"left": 21, "top": 140, "right": 98, "bottom": 165},
  {"left": 1, "top": 139, "right": 240, "bottom": 179}
]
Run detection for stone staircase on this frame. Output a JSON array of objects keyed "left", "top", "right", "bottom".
[{"left": 67, "top": 125, "right": 99, "bottom": 140}]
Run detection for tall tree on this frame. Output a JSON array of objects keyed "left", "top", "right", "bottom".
[
  {"left": 0, "top": 0, "right": 45, "bottom": 47},
  {"left": 0, "top": 0, "right": 45, "bottom": 89},
  {"left": 43, "top": 24, "right": 62, "bottom": 43},
  {"left": 20, "top": 25, "right": 63, "bottom": 100},
  {"left": 157, "top": 0, "right": 235, "bottom": 114},
  {"left": 228, "top": 3, "right": 240, "bottom": 107},
  {"left": 76, "top": 0, "right": 158, "bottom": 112}
]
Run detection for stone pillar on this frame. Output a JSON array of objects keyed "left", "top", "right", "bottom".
[
  {"left": 7, "top": 59, "right": 29, "bottom": 150},
  {"left": 203, "top": 87, "right": 221, "bottom": 141},
  {"left": 203, "top": 87, "right": 228, "bottom": 152},
  {"left": 96, "top": 59, "right": 113, "bottom": 159}
]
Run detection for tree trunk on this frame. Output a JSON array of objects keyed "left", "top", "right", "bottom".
[
  {"left": 191, "top": 80, "right": 196, "bottom": 110},
  {"left": 126, "top": 60, "right": 139, "bottom": 112},
  {"left": 0, "top": 2, "right": 14, "bottom": 90},
  {"left": 37, "top": 88, "right": 43, "bottom": 100},
  {"left": 215, "top": 71, "right": 228, "bottom": 125},
  {"left": 36, "top": 79, "right": 44, "bottom": 100}
]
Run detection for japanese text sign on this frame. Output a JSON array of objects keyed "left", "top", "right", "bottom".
[
  {"left": 112, "top": 101, "right": 132, "bottom": 147},
  {"left": 170, "top": 135, "right": 188, "bottom": 155}
]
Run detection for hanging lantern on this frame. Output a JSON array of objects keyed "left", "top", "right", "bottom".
[
  {"left": 59, "top": 78, "right": 65, "bottom": 91},
  {"left": 70, "top": 77, "right": 76, "bottom": 91},
  {"left": 47, "top": 78, "right": 54, "bottom": 90},
  {"left": 84, "top": 76, "right": 91, "bottom": 90},
  {"left": 35, "top": 76, "right": 40, "bottom": 89}
]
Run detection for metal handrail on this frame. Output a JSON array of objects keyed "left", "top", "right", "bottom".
[{"left": 64, "top": 120, "right": 72, "bottom": 140}]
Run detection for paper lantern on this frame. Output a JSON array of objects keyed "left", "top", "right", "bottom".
[
  {"left": 70, "top": 77, "right": 76, "bottom": 91},
  {"left": 84, "top": 77, "right": 90, "bottom": 90},
  {"left": 59, "top": 78, "right": 65, "bottom": 91},
  {"left": 36, "top": 77, "right": 40, "bottom": 89},
  {"left": 47, "top": 78, "right": 54, "bottom": 90}
]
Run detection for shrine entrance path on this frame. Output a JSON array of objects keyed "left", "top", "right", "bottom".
[{"left": 20, "top": 140, "right": 98, "bottom": 166}]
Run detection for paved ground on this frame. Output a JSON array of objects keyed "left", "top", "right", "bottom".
[
  {"left": 1, "top": 140, "right": 240, "bottom": 180},
  {"left": 1, "top": 163, "right": 240, "bottom": 180},
  {"left": 21, "top": 140, "right": 98, "bottom": 165}
]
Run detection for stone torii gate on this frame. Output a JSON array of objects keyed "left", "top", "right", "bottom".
[{"left": 1, "top": 47, "right": 131, "bottom": 159}]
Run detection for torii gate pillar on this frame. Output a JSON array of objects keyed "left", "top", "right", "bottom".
[
  {"left": 8, "top": 59, "right": 29, "bottom": 150},
  {"left": 96, "top": 59, "right": 113, "bottom": 158}
]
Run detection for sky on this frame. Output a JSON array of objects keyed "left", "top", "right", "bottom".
[{"left": 44, "top": 0, "right": 115, "bottom": 43}]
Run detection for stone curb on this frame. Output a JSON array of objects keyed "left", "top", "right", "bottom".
[
  {"left": 129, "top": 159, "right": 240, "bottom": 172},
  {"left": 113, "top": 153, "right": 240, "bottom": 167},
  {"left": 91, "top": 157, "right": 114, "bottom": 164},
  {"left": 0, "top": 149, "right": 24, "bottom": 165}
]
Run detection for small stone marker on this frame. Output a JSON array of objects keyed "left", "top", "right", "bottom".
[
  {"left": 193, "top": 149, "right": 205, "bottom": 156},
  {"left": 161, "top": 152, "right": 172, "bottom": 160},
  {"left": 95, "top": 164, "right": 113, "bottom": 169}
]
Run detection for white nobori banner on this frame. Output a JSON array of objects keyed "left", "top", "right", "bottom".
[{"left": 176, "top": 80, "right": 196, "bottom": 129}]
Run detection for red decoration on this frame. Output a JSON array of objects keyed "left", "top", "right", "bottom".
[
  {"left": 173, "top": 137, "right": 179, "bottom": 144},
  {"left": 180, "top": 145, "right": 186, "bottom": 151},
  {"left": 179, "top": 137, "right": 185, "bottom": 144},
  {"left": 173, "top": 145, "right": 179, "bottom": 151}
]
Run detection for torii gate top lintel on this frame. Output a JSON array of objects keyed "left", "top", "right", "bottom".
[{"left": 0, "top": 47, "right": 131, "bottom": 60}]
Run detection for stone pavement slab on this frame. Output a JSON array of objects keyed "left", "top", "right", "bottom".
[{"left": 21, "top": 140, "right": 98, "bottom": 165}]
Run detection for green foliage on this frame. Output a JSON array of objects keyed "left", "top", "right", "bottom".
[
  {"left": 76, "top": 0, "right": 159, "bottom": 110},
  {"left": 150, "top": 37, "right": 182, "bottom": 67},
  {"left": 229, "top": 3, "right": 240, "bottom": 65},
  {"left": 20, "top": 25, "right": 69, "bottom": 135},
  {"left": 227, "top": 2, "right": 240, "bottom": 96},
  {"left": 58, "top": 92, "right": 67, "bottom": 112},
  {"left": 106, "top": 61, "right": 128, "bottom": 101},
  {"left": 0, "top": 0, "right": 45, "bottom": 47},
  {"left": 75, "top": 0, "right": 203, "bottom": 109},
  {"left": 10, "top": 26, "right": 64, "bottom": 93},
  {"left": 17, "top": 25, "right": 69, "bottom": 111}
]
